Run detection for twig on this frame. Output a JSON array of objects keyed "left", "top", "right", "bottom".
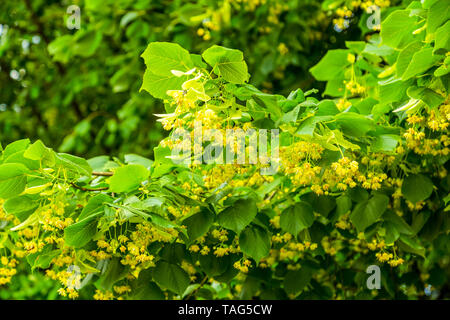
[
  {"left": 92, "top": 171, "right": 114, "bottom": 177},
  {"left": 266, "top": 189, "right": 278, "bottom": 202},
  {"left": 184, "top": 275, "right": 208, "bottom": 300}
]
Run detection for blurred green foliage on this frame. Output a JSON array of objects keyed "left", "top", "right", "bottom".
[
  {"left": 0, "top": 0, "right": 356, "bottom": 158},
  {"left": 0, "top": 263, "right": 59, "bottom": 299}
]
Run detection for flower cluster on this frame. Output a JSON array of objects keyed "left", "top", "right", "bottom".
[
  {"left": 404, "top": 104, "right": 450, "bottom": 156},
  {"left": 367, "top": 239, "right": 404, "bottom": 267},
  {"left": 233, "top": 259, "right": 252, "bottom": 273},
  {"left": 0, "top": 257, "right": 17, "bottom": 285}
]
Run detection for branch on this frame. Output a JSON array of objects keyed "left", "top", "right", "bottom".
[
  {"left": 92, "top": 171, "right": 114, "bottom": 177},
  {"left": 184, "top": 275, "right": 208, "bottom": 300}
]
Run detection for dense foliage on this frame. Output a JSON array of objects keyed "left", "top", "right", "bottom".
[
  {"left": 0, "top": 0, "right": 449, "bottom": 300},
  {"left": 0, "top": 0, "right": 344, "bottom": 158}
]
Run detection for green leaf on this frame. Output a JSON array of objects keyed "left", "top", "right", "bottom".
[
  {"left": 141, "top": 42, "right": 193, "bottom": 76},
  {"left": 324, "top": 78, "right": 346, "bottom": 97},
  {"left": 3, "top": 195, "right": 38, "bottom": 221},
  {"left": 140, "top": 42, "right": 194, "bottom": 98},
  {"left": 3, "top": 151, "right": 40, "bottom": 173},
  {"left": 153, "top": 261, "right": 190, "bottom": 295},
  {"left": 2, "top": 139, "right": 30, "bottom": 159},
  {"left": 9, "top": 212, "right": 39, "bottom": 232},
  {"left": 202, "top": 45, "right": 249, "bottom": 84},
  {"left": 47, "top": 35, "right": 73, "bottom": 63},
  {"left": 280, "top": 202, "right": 314, "bottom": 236},
  {"left": 108, "top": 202, "right": 176, "bottom": 229},
  {"left": 73, "top": 29, "right": 102, "bottom": 57},
  {"left": 283, "top": 267, "right": 313, "bottom": 296},
  {"left": 100, "top": 258, "right": 128, "bottom": 291},
  {"left": 401, "top": 48, "right": 441, "bottom": 80},
  {"left": 78, "top": 194, "right": 113, "bottom": 220},
  {"left": 279, "top": 105, "right": 300, "bottom": 125},
  {"left": 64, "top": 212, "right": 101, "bottom": 248},
  {"left": 87, "top": 156, "right": 110, "bottom": 172},
  {"left": 348, "top": 187, "right": 369, "bottom": 202},
  {"left": 335, "top": 112, "right": 375, "bottom": 137},
  {"left": 108, "top": 164, "right": 149, "bottom": 193},
  {"left": 372, "top": 134, "right": 399, "bottom": 152},
  {"left": 296, "top": 116, "right": 333, "bottom": 136},
  {"left": 239, "top": 225, "right": 271, "bottom": 262},
  {"left": 28, "top": 248, "right": 61, "bottom": 270},
  {"left": 23, "top": 140, "right": 55, "bottom": 167},
  {"left": 199, "top": 253, "right": 230, "bottom": 277},
  {"left": 421, "top": 0, "right": 439, "bottom": 9},
  {"left": 141, "top": 71, "right": 190, "bottom": 99},
  {"left": 396, "top": 41, "right": 423, "bottom": 78},
  {"left": 124, "top": 154, "right": 153, "bottom": 169},
  {"left": 287, "top": 88, "right": 305, "bottom": 103},
  {"left": 312, "top": 195, "right": 336, "bottom": 217},
  {"left": 434, "top": 64, "right": 450, "bottom": 77},
  {"left": 402, "top": 174, "right": 434, "bottom": 203},
  {"left": 251, "top": 92, "right": 283, "bottom": 120},
  {"left": 218, "top": 199, "right": 257, "bottom": 234},
  {"left": 182, "top": 208, "right": 214, "bottom": 242},
  {"left": 407, "top": 87, "right": 445, "bottom": 109},
  {"left": 426, "top": 0, "right": 450, "bottom": 35},
  {"left": 378, "top": 77, "right": 411, "bottom": 105},
  {"left": 0, "top": 163, "right": 28, "bottom": 199},
  {"left": 56, "top": 153, "right": 92, "bottom": 177},
  {"left": 383, "top": 211, "right": 414, "bottom": 236},
  {"left": 151, "top": 146, "right": 174, "bottom": 178},
  {"left": 434, "top": 21, "right": 450, "bottom": 54},
  {"left": 309, "top": 49, "right": 350, "bottom": 81},
  {"left": 411, "top": 211, "right": 431, "bottom": 235},
  {"left": 316, "top": 100, "right": 340, "bottom": 116},
  {"left": 381, "top": 10, "right": 417, "bottom": 49},
  {"left": 350, "top": 194, "right": 389, "bottom": 232},
  {"left": 160, "top": 243, "right": 188, "bottom": 265},
  {"left": 353, "top": 98, "right": 378, "bottom": 115},
  {"left": 129, "top": 269, "right": 165, "bottom": 300},
  {"left": 190, "top": 53, "right": 207, "bottom": 68},
  {"left": 346, "top": 41, "right": 366, "bottom": 54},
  {"left": 331, "top": 129, "right": 361, "bottom": 150},
  {"left": 336, "top": 195, "right": 352, "bottom": 216},
  {"left": 398, "top": 235, "right": 425, "bottom": 257},
  {"left": 383, "top": 221, "right": 400, "bottom": 245},
  {"left": 75, "top": 252, "right": 101, "bottom": 273}
]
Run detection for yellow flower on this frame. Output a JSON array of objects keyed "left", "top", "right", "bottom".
[
  {"left": 189, "top": 245, "right": 200, "bottom": 253},
  {"left": 58, "top": 288, "right": 67, "bottom": 297},
  {"left": 197, "top": 28, "right": 205, "bottom": 36},
  {"left": 347, "top": 53, "right": 356, "bottom": 64},
  {"left": 200, "top": 246, "right": 210, "bottom": 255},
  {"left": 277, "top": 43, "right": 289, "bottom": 55},
  {"left": 0, "top": 257, "right": 8, "bottom": 266},
  {"left": 203, "top": 33, "right": 211, "bottom": 41},
  {"left": 388, "top": 258, "right": 404, "bottom": 267},
  {"left": 213, "top": 247, "right": 230, "bottom": 257}
]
